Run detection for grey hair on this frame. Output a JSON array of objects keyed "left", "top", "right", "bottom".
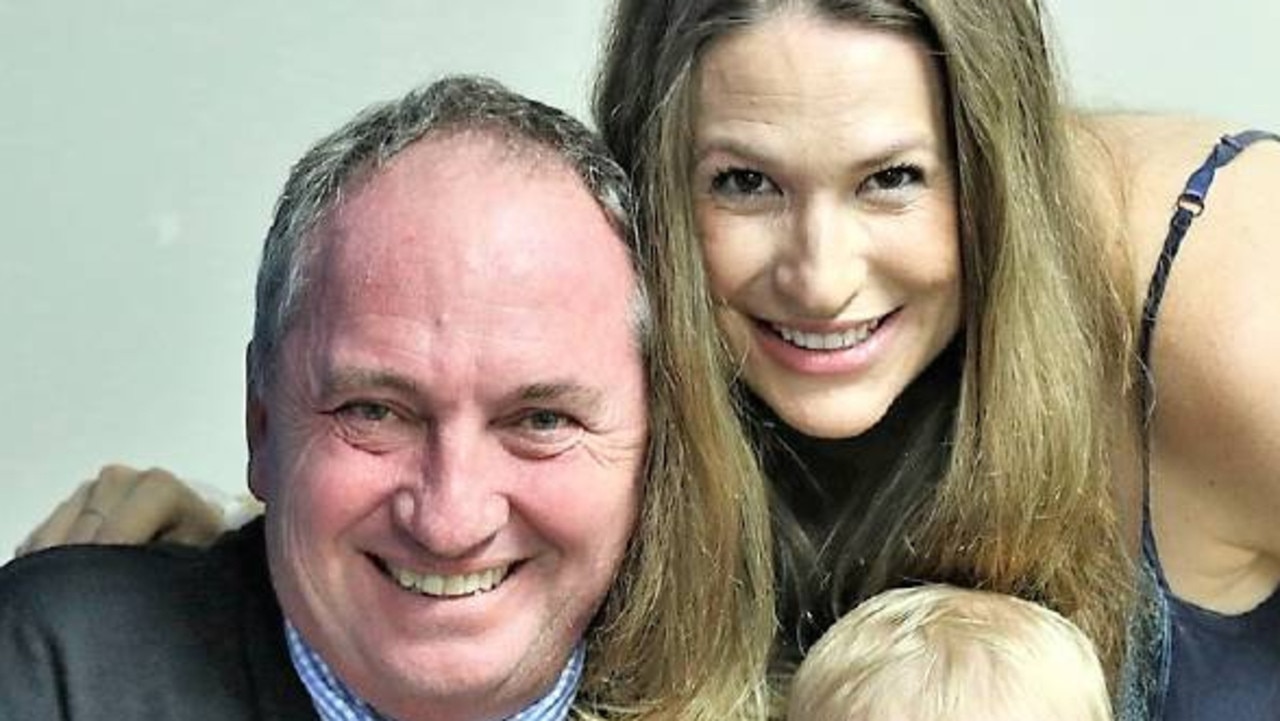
[{"left": 248, "top": 74, "right": 648, "bottom": 393}]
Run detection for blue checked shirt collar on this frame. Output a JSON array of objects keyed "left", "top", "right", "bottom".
[{"left": 285, "top": 621, "right": 584, "bottom": 721}]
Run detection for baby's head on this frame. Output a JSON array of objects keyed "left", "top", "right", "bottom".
[{"left": 787, "top": 585, "right": 1112, "bottom": 721}]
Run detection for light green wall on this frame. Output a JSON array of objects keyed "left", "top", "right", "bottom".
[
  {"left": 0, "top": 1, "right": 608, "bottom": 551},
  {"left": 2, "top": 1, "right": 1277, "bottom": 552},
  {"left": 1050, "top": 0, "right": 1279, "bottom": 127}
]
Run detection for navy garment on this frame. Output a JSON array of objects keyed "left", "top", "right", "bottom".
[
  {"left": 0, "top": 519, "right": 316, "bottom": 720},
  {"left": 1164, "top": 589, "right": 1280, "bottom": 719},
  {"left": 1137, "top": 130, "right": 1280, "bottom": 721}
]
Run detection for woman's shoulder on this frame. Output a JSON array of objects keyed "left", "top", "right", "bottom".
[
  {"left": 1084, "top": 113, "right": 1277, "bottom": 176},
  {"left": 1079, "top": 111, "right": 1280, "bottom": 299},
  {"left": 1092, "top": 113, "right": 1280, "bottom": 611},
  {"left": 1086, "top": 113, "right": 1279, "bottom": 222}
]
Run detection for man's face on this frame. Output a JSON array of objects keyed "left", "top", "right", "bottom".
[{"left": 248, "top": 134, "right": 648, "bottom": 721}]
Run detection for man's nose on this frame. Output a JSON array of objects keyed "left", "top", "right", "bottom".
[
  {"left": 392, "top": 434, "right": 510, "bottom": 558},
  {"left": 773, "top": 200, "right": 868, "bottom": 317}
]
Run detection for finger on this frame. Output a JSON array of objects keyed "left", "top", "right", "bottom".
[
  {"left": 82, "top": 463, "right": 149, "bottom": 516},
  {"left": 61, "top": 464, "right": 149, "bottom": 545},
  {"left": 64, "top": 500, "right": 114, "bottom": 545},
  {"left": 96, "top": 468, "right": 220, "bottom": 546},
  {"left": 163, "top": 494, "right": 263, "bottom": 546},
  {"left": 156, "top": 508, "right": 225, "bottom": 547},
  {"left": 16, "top": 481, "right": 95, "bottom": 555}
]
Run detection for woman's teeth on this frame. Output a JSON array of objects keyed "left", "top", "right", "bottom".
[
  {"left": 773, "top": 318, "right": 882, "bottom": 350},
  {"left": 388, "top": 563, "right": 511, "bottom": 598}
]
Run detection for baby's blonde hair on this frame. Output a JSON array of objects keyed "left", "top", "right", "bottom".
[{"left": 787, "top": 585, "right": 1113, "bottom": 721}]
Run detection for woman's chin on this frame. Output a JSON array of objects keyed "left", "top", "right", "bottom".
[{"left": 757, "top": 385, "right": 895, "bottom": 440}]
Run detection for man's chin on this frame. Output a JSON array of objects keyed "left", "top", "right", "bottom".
[{"left": 346, "top": 631, "right": 567, "bottom": 721}]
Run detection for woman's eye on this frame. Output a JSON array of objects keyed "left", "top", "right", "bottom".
[
  {"left": 710, "top": 168, "right": 777, "bottom": 197},
  {"left": 862, "top": 164, "right": 924, "bottom": 194}
]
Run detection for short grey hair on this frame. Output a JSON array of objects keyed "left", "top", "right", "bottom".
[{"left": 248, "top": 75, "right": 647, "bottom": 392}]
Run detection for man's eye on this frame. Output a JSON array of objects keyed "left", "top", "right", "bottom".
[
  {"left": 524, "top": 409, "right": 570, "bottom": 432},
  {"left": 328, "top": 401, "right": 416, "bottom": 453},
  {"left": 710, "top": 168, "right": 777, "bottom": 197},
  {"left": 519, "top": 409, "right": 582, "bottom": 438},
  {"left": 506, "top": 409, "right": 583, "bottom": 459},
  {"left": 862, "top": 164, "right": 924, "bottom": 194},
  {"left": 336, "top": 402, "right": 395, "bottom": 423}
]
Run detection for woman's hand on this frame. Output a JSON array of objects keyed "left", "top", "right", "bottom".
[{"left": 15, "top": 464, "right": 229, "bottom": 556}]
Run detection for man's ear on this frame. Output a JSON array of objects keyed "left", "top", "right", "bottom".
[{"left": 245, "top": 343, "right": 271, "bottom": 503}]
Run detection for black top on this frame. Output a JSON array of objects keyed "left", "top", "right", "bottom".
[
  {"left": 754, "top": 341, "right": 960, "bottom": 671},
  {"left": 0, "top": 519, "right": 316, "bottom": 720}
]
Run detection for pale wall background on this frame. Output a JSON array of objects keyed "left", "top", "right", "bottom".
[{"left": 3, "top": 0, "right": 1278, "bottom": 553}]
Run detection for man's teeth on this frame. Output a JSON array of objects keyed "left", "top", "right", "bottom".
[
  {"left": 389, "top": 564, "right": 510, "bottom": 598},
  {"left": 773, "top": 319, "right": 881, "bottom": 350}
]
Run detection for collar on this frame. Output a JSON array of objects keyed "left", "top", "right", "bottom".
[{"left": 284, "top": 620, "right": 585, "bottom": 721}]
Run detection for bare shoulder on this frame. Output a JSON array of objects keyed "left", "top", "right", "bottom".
[
  {"left": 1092, "top": 113, "right": 1280, "bottom": 608},
  {"left": 1094, "top": 113, "right": 1280, "bottom": 325},
  {"left": 1086, "top": 113, "right": 1280, "bottom": 257}
]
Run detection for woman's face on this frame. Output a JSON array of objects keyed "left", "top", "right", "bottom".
[{"left": 692, "top": 12, "right": 962, "bottom": 439}]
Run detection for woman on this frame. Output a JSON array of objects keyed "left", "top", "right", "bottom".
[
  {"left": 593, "top": 2, "right": 1279, "bottom": 718},
  {"left": 599, "top": 0, "right": 1140, "bottom": 695},
  {"left": 25, "top": 1, "right": 1280, "bottom": 718}
]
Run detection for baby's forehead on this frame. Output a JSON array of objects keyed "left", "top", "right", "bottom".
[{"left": 854, "top": 689, "right": 1072, "bottom": 721}]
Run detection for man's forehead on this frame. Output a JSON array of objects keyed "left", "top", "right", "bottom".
[
  {"left": 285, "top": 131, "right": 643, "bottom": 392},
  {"left": 342, "top": 130, "right": 591, "bottom": 212},
  {"left": 315, "top": 133, "right": 627, "bottom": 279}
]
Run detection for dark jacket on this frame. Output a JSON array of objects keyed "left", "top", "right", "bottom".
[{"left": 0, "top": 519, "right": 315, "bottom": 720}]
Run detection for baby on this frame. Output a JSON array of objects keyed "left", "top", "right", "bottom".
[{"left": 787, "top": 585, "right": 1113, "bottom": 721}]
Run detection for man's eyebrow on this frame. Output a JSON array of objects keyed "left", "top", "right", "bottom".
[
  {"left": 516, "top": 382, "right": 606, "bottom": 411},
  {"left": 324, "top": 368, "right": 422, "bottom": 396}
]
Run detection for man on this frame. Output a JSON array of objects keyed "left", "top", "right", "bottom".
[{"left": 0, "top": 76, "right": 772, "bottom": 720}]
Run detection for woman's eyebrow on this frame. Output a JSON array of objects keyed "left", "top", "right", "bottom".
[{"left": 694, "top": 131, "right": 938, "bottom": 170}]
